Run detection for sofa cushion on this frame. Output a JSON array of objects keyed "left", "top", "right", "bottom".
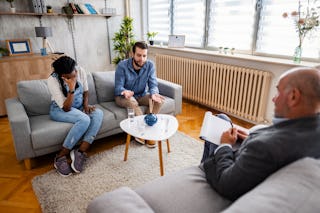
[
  {"left": 135, "top": 166, "right": 231, "bottom": 213},
  {"left": 17, "top": 80, "right": 51, "bottom": 116},
  {"left": 86, "top": 73, "right": 98, "bottom": 105},
  {"left": 92, "top": 71, "right": 115, "bottom": 103},
  {"left": 87, "top": 187, "right": 154, "bottom": 213},
  {"left": 223, "top": 157, "right": 320, "bottom": 213},
  {"left": 30, "top": 115, "right": 73, "bottom": 149}
]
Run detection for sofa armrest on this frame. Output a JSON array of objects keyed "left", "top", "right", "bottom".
[
  {"left": 5, "top": 98, "right": 34, "bottom": 161},
  {"left": 87, "top": 187, "right": 154, "bottom": 213},
  {"left": 158, "top": 79, "right": 182, "bottom": 115}
]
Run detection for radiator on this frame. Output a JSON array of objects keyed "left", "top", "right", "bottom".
[{"left": 156, "top": 54, "right": 273, "bottom": 123}]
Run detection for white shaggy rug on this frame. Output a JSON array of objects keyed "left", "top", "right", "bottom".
[{"left": 32, "top": 131, "right": 204, "bottom": 213}]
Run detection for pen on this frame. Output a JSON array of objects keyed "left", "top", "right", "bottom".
[{"left": 230, "top": 121, "right": 234, "bottom": 134}]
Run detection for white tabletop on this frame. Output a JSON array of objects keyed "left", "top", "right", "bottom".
[{"left": 120, "top": 114, "right": 179, "bottom": 141}]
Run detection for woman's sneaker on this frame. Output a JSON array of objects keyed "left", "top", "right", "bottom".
[
  {"left": 70, "top": 149, "right": 87, "bottom": 173},
  {"left": 54, "top": 156, "right": 73, "bottom": 177}
]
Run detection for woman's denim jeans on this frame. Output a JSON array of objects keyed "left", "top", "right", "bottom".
[
  {"left": 49, "top": 82, "right": 103, "bottom": 150},
  {"left": 200, "top": 113, "right": 231, "bottom": 163}
]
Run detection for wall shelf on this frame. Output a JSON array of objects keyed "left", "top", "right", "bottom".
[{"left": 0, "top": 11, "right": 115, "bottom": 18}]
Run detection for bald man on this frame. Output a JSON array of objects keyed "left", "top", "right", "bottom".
[{"left": 202, "top": 67, "right": 320, "bottom": 200}]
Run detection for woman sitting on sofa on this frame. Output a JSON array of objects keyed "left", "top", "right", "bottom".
[{"left": 48, "top": 56, "right": 103, "bottom": 177}]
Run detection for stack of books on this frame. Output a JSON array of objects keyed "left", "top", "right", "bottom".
[{"left": 63, "top": 3, "right": 99, "bottom": 15}]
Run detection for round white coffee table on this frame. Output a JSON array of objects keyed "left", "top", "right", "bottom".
[{"left": 120, "top": 114, "right": 178, "bottom": 176}]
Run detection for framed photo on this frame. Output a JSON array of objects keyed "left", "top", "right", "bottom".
[{"left": 6, "top": 39, "right": 32, "bottom": 56}]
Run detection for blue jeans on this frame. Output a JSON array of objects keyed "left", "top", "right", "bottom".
[
  {"left": 49, "top": 81, "right": 103, "bottom": 150},
  {"left": 200, "top": 113, "right": 231, "bottom": 163},
  {"left": 50, "top": 102, "right": 103, "bottom": 150}
]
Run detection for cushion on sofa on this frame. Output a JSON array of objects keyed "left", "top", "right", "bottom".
[
  {"left": 92, "top": 71, "right": 115, "bottom": 103},
  {"left": 223, "top": 157, "right": 320, "bottom": 213},
  {"left": 135, "top": 166, "right": 231, "bottom": 213},
  {"left": 17, "top": 80, "right": 51, "bottom": 116},
  {"left": 87, "top": 187, "right": 154, "bottom": 213},
  {"left": 86, "top": 73, "right": 98, "bottom": 105}
]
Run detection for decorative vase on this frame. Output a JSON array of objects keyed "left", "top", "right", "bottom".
[
  {"left": 144, "top": 113, "right": 158, "bottom": 126},
  {"left": 293, "top": 45, "right": 302, "bottom": 63}
]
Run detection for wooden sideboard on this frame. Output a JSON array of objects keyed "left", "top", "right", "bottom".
[{"left": 0, "top": 54, "right": 60, "bottom": 116}]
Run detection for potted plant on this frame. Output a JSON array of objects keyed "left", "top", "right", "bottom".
[
  {"left": 6, "top": 0, "right": 15, "bottom": 13},
  {"left": 147, "top": 31, "right": 158, "bottom": 45},
  {"left": 112, "top": 16, "right": 136, "bottom": 65},
  {"left": 0, "top": 47, "right": 9, "bottom": 58}
]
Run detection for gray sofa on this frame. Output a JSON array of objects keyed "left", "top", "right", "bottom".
[
  {"left": 5, "top": 71, "right": 182, "bottom": 169},
  {"left": 87, "top": 157, "right": 320, "bottom": 213}
]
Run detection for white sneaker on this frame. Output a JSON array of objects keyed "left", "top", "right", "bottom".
[{"left": 135, "top": 137, "right": 145, "bottom": 145}]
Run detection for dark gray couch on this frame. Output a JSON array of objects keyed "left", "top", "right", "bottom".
[
  {"left": 5, "top": 71, "right": 182, "bottom": 169},
  {"left": 87, "top": 157, "right": 320, "bottom": 213}
]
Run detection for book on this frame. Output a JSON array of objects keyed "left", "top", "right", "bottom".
[
  {"left": 199, "top": 111, "right": 233, "bottom": 145},
  {"left": 39, "top": 0, "right": 46, "bottom": 13},
  {"left": 78, "top": 4, "right": 90, "bottom": 14},
  {"left": 69, "top": 3, "right": 78, "bottom": 14},
  {"left": 75, "top": 4, "right": 84, "bottom": 14},
  {"left": 84, "top": 3, "right": 97, "bottom": 14}
]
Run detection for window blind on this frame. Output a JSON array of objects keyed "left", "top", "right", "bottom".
[
  {"left": 207, "top": 0, "right": 256, "bottom": 51},
  {"left": 148, "top": 0, "right": 171, "bottom": 43},
  {"left": 173, "top": 0, "right": 206, "bottom": 47}
]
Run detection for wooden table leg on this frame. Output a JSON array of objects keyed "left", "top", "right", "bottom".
[
  {"left": 166, "top": 139, "right": 171, "bottom": 153},
  {"left": 124, "top": 134, "right": 131, "bottom": 161},
  {"left": 158, "top": 140, "right": 164, "bottom": 176}
]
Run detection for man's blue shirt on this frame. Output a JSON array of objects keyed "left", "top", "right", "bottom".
[{"left": 114, "top": 58, "right": 159, "bottom": 97}]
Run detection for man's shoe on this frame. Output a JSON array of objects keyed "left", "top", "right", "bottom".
[
  {"left": 146, "top": 140, "right": 156, "bottom": 148},
  {"left": 135, "top": 137, "right": 145, "bottom": 145},
  {"left": 70, "top": 149, "right": 87, "bottom": 173},
  {"left": 54, "top": 156, "right": 73, "bottom": 177}
]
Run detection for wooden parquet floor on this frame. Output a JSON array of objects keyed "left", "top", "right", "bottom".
[{"left": 0, "top": 100, "right": 253, "bottom": 212}]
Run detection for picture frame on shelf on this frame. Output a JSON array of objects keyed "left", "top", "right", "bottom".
[{"left": 6, "top": 39, "right": 32, "bottom": 56}]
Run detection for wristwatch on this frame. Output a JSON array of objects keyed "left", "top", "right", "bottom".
[{"left": 69, "top": 90, "right": 75, "bottom": 94}]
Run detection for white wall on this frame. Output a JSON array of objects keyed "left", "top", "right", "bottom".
[{"left": 0, "top": 0, "right": 143, "bottom": 72}]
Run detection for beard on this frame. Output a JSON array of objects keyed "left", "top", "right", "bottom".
[{"left": 133, "top": 58, "right": 145, "bottom": 68}]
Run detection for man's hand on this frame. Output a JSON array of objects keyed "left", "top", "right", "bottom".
[
  {"left": 151, "top": 94, "right": 165, "bottom": 103},
  {"left": 237, "top": 129, "right": 248, "bottom": 141},
  {"left": 84, "top": 105, "right": 96, "bottom": 114},
  {"left": 220, "top": 128, "right": 238, "bottom": 145},
  {"left": 121, "top": 90, "right": 134, "bottom": 99}
]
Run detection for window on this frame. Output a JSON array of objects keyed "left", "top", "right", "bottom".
[
  {"left": 173, "top": 0, "right": 206, "bottom": 47},
  {"left": 147, "top": 0, "right": 320, "bottom": 60},
  {"left": 207, "top": 0, "right": 256, "bottom": 51},
  {"left": 148, "top": 0, "right": 170, "bottom": 43},
  {"left": 256, "top": 0, "right": 320, "bottom": 59}
]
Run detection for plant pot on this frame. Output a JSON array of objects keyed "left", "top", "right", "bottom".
[
  {"left": 149, "top": 40, "right": 154, "bottom": 45},
  {"left": 10, "top": 7, "right": 16, "bottom": 13}
]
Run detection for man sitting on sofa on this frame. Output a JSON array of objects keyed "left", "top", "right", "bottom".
[
  {"left": 202, "top": 66, "right": 320, "bottom": 201},
  {"left": 114, "top": 41, "right": 164, "bottom": 148}
]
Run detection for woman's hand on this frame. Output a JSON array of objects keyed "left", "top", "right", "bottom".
[
  {"left": 62, "top": 75, "right": 77, "bottom": 91},
  {"left": 84, "top": 105, "right": 96, "bottom": 114}
]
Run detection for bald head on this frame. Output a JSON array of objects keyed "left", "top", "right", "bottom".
[{"left": 281, "top": 67, "right": 320, "bottom": 105}]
